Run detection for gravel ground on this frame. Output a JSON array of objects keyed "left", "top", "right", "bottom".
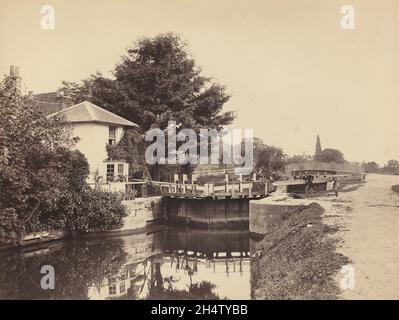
[{"left": 321, "top": 174, "right": 399, "bottom": 299}]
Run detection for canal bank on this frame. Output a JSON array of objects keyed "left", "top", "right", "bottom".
[
  {"left": 248, "top": 174, "right": 399, "bottom": 300},
  {"left": 0, "top": 196, "right": 165, "bottom": 251},
  {"left": 249, "top": 193, "right": 351, "bottom": 299}
]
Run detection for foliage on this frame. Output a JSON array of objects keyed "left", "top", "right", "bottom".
[
  {"left": 383, "top": 160, "right": 399, "bottom": 174},
  {"left": 252, "top": 137, "right": 286, "bottom": 180},
  {"left": 196, "top": 173, "right": 229, "bottom": 185},
  {"left": 362, "top": 160, "right": 399, "bottom": 175},
  {"left": 106, "top": 128, "right": 149, "bottom": 179},
  {"left": 60, "top": 33, "right": 235, "bottom": 132},
  {"left": 364, "top": 161, "right": 379, "bottom": 173},
  {"left": 251, "top": 203, "right": 349, "bottom": 300},
  {"left": 106, "top": 129, "right": 144, "bottom": 166},
  {"left": 147, "top": 280, "right": 221, "bottom": 300},
  {"left": 60, "top": 33, "right": 237, "bottom": 180},
  {"left": 46, "top": 187, "right": 127, "bottom": 233},
  {"left": 0, "top": 238, "right": 127, "bottom": 299},
  {"left": 0, "top": 78, "right": 72, "bottom": 242},
  {"left": 286, "top": 155, "right": 311, "bottom": 165},
  {"left": 314, "top": 148, "right": 346, "bottom": 164},
  {"left": 40, "top": 148, "right": 127, "bottom": 232}
]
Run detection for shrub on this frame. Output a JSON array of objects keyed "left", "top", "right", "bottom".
[
  {"left": 251, "top": 203, "right": 349, "bottom": 300},
  {"left": 47, "top": 187, "right": 127, "bottom": 232}
]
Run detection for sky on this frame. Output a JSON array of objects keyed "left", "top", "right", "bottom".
[{"left": 1, "top": 0, "right": 398, "bottom": 165}]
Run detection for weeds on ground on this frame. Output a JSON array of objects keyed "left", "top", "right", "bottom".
[{"left": 251, "top": 203, "right": 349, "bottom": 300}]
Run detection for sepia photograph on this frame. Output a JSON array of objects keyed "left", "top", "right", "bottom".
[{"left": 0, "top": 0, "right": 399, "bottom": 307}]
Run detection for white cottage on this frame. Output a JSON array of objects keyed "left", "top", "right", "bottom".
[{"left": 49, "top": 101, "right": 139, "bottom": 183}]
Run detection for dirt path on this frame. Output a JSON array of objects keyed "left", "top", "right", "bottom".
[{"left": 322, "top": 174, "right": 399, "bottom": 299}]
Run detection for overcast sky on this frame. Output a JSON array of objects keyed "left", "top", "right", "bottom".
[{"left": 1, "top": 0, "right": 398, "bottom": 165}]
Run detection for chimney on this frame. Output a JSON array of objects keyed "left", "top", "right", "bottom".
[{"left": 8, "top": 65, "right": 22, "bottom": 92}]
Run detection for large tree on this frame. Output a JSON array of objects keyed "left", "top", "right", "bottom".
[
  {"left": 252, "top": 137, "right": 286, "bottom": 180},
  {"left": 314, "top": 148, "right": 346, "bottom": 164},
  {"left": 60, "top": 33, "right": 235, "bottom": 132},
  {"left": 383, "top": 159, "right": 399, "bottom": 174},
  {"left": 0, "top": 78, "right": 74, "bottom": 242},
  {"left": 60, "top": 33, "right": 235, "bottom": 180},
  {"left": 364, "top": 161, "right": 379, "bottom": 173}
]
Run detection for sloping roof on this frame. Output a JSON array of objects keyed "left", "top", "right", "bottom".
[
  {"left": 31, "top": 92, "right": 73, "bottom": 116},
  {"left": 48, "top": 101, "right": 139, "bottom": 127}
]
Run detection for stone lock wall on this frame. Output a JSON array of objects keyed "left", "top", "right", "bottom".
[
  {"left": 249, "top": 195, "right": 315, "bottom": 235},
  {"left": 116, "top": 196, "right": 164, "bottom": 231}
]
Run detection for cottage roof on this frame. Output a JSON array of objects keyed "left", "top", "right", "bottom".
[
  {"left": 48, "top": 101, "right": 139, "bottom": 127},
  {"left": 31, "top": 92, "right": 73, "bottom": 115}
]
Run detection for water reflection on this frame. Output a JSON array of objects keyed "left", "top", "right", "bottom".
[{"left": 0, "top": 226, "right": 252, "bottom": 300}]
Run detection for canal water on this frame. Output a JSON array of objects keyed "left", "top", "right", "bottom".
[{"left": 0, "top": 226, "right": 254, "bottom": 300}]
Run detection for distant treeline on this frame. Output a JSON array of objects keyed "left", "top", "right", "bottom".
[{"left": 364, "top": 160, "right": 399, "bottom": 175}]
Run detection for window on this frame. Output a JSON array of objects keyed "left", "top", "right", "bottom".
[
  {"left": 106, "top": 164, "right": 115, "bottom": 182},
  {"left": 118, "top": 163, "right": 124, "bottom": 175},
  {"left": 120, "top": 282, "right": 126, "bottom": 294},
  {"left": 108, "top": 284, "right": 117, "bottom": 295},
  {"left": 109, "top": 126, "right": 116, "bottom": 145}
]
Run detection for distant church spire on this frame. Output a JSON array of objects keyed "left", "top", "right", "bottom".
[{"left": 315, "top": 134, "right": 322, "bottom": 156}]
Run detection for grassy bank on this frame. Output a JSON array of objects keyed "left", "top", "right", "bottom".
[
  {"left": 251, "top": 203, "right": 348, "bottom": 300},
  {"left": 392, "top": 184, "right": 399, "bottom": 194}
]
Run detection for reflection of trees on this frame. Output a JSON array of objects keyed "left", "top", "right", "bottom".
[
  {"left": 147, "top": 280, "right": 221, "bottom": 300},
  {"left": 146, "top": 262, "right": 221, "bottom": 300},
  {"left": 0, "top": 239, "right": 127, "bottom": 299},
  {"left": 188, "top": 281, "right": 220, "bottom": 299},
  {"left": 0, "top": 226, "right": 251, "bottom": 300}
]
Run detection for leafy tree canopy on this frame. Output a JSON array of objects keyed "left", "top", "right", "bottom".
[
  {"left": 314, "top": 148, "right": 346, "bottom": 164},
  {"left": 386, "top": 159, "right": 399, "bottom": 168},
  {"left": 383, "top": 159, "right": 399, "bottom": 174},
  {"left": 0, "top": 79, "right": 74, "bottom": 242},
  {"left": 364, "top": 161, "right": 379, "bottom": 173},
  {"left": 286, "top": 155, "right": 311, "bottom": 165},
  {"left": 60, "top": 33, "right": 235, "bottom": 132},
  {"left": 252, "top": 137, "right": 286, "bottom": 180}
]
